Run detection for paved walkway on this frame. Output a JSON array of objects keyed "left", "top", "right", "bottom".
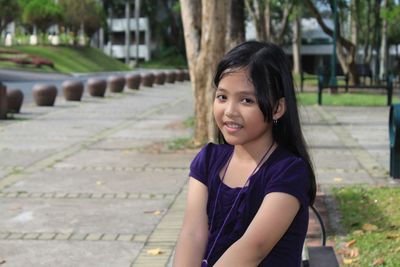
[{"left": 0, "top": 81, "right": 398, "bottom": 266}]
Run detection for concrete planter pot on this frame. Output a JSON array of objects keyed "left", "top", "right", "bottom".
[
  {"left": 166, "top": 71, "right": 176, "bottom": 83},
  {"left": 125, "top": 74, "right": 141, "bottom": 90},
  {"left": 62, "top": 80, "right": 84, "bottom": 101},
  {"left": 107, "top": 75, "right": 125, "bottom": 93},
  {"left": 87, "top": 78, "right": 107, "bottom": 97},
  {"left": 32, "top": 84, "right": 57, "bottom": 106},
  {"left": 154, "top": 72, "right": 166, "bottom": 85},
  {"left": 141, "top": 73, "right": 155, "bottom": 87},
  {"left": 183, "top": 69, "right": 190, "bottom": 81},
  {"left": 176, "top": 70, "right": 185, "bottom": 82},
  {"left": 7, "top": 89, "right": 24, "bottom": 113}
]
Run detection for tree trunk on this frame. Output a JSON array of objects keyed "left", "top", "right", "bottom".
[
  {"left": 226, "top": 0, "right": 245, "bottom": 50},
  {"left": 181, "top": 0, "right": 228, "bottom": 145},
  {"left": 350, "top": 0, "right": 358, "bottom": 48},
  {"left": 274, "top": 1, "right": 294, "bottom": 46},
  {"left": 264, "top": 0, "right": 271, "bottom": 41},
  {"left": 379, "top": 0, "right": 388, "bottom": 79},
  {"left": 292, "top": 15, "right": 302, "bottom": 75},
  {"left": 304, "top": 0, "right": 360, "bottom": 84},
  {"left": 364, "top": 0, "right": 372, "bottom": 64},
  {"left": 245, "top": 0, "right": 266, "bottom": 40},
  {"left": 125, "top": 1, "right": 131, "bottom": 64}
]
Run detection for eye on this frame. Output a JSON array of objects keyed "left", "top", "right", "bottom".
[
  {"left": 241, "top": 98, "right": 255, "bottom": 104},
  {"left": 216, "top": 94, "right": 227, "bottom": 101}
]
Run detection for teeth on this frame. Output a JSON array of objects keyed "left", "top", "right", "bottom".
[{"left": 225, "top": 122, "right": 242, "bottom": 128}]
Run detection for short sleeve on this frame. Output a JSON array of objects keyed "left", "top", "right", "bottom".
[
  {"left": 189, "top": 143, "right": 213, "bottom": 186},
  {"left": 264, "top": 157, "right": 310, "bottom": 208}
]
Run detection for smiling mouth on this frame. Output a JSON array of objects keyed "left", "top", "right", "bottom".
[{"left": 224, "top": 122, "right": 243, "bottom": 130}]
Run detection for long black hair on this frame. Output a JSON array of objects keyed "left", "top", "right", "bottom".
[{"left": 213, "top": 41, "right": 316, "bottom": 204}]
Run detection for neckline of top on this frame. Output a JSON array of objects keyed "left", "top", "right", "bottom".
[{"left": 217, "top": 144, "right": 280, "bottom": 189}]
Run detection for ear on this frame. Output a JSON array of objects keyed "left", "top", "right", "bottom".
[{"left": 273, "top": 98, "right": 286, "bottom": 121}]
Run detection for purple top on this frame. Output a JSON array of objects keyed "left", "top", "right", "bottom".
[{"left": 189, "top": 143, "right": 310, "bottom": 266}]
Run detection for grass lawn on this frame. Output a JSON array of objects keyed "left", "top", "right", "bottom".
[
  {"left": 0, "top": 45, "right": 131, "bottom": 73},
  {"left": 332, "top": 187, "right": 400, "bottom": 266},
  {"left": 297, "top": 91, "right": 400, "bottom": 106}
]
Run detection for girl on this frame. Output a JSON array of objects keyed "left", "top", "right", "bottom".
[{"left": 173, "top": 41, "right": 316, "bottom": 267}]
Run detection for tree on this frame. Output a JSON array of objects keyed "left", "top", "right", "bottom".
[
  {"left": 292, "top": 6, "right": 302, "bottom": 75},
  {"left": 245, "top": 0, "right": 294, "bottom": 45},
  {"left": 180, "top": 0, "right": 228, "bottom": 145},
  {"left": 226, "top": 0, "right": 245, "bottom": 50},
  {"left": 0, "top": 0, "right": 20, "bottom": 36},
  {"left": 22, "top": 0, "right": 63, "bottom": 35},
  {"left": 387, "top": 1, "right": 400, "bottom": 57},
  {"left": 304, "top": 0, "right": 360, "bottom": 84},
  {"left": 142, "top": 0, "right": 186, "bottom": 59},
  {"left": 59, "top": 0, "right": 104, "bottom": 45}
]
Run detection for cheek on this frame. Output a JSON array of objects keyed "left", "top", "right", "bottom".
[{"left": 213, "top": 101, "right": 223, "bottom": 123}]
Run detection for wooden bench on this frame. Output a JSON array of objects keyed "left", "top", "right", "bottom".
[
  {"left": 317, "top": 73, "right": 394, "bottom": 106},
  {"left": 302, "top": 205, "right": 339, "bottom": 267}
]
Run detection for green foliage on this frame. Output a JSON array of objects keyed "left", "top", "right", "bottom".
[
  {"left": 140, "top": 46, "right": 187, "bottom": 69},
  {"left": 385, "top": 3, "right": 400, "bottom": 45},
  {"left": 0, "top": 0, "right": 21, "bottom": 33},
  {"left": 332, "top": 187, "right": 400, "bottom": 267},
  {"left": 59, "top": 0, "right": 104, "bottom": 39},
  {"left": 22, "top": 0, "right": 63, "bottom": 33}
]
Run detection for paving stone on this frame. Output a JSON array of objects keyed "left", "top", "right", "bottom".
[
  {"left": 0, "top": 240, "right": 142, "bottom": 267},
  {"left": 0, "top": 198, "right": 170, "bottom": 234},
  {"left": 2, "top": 169, "right": 189, "bottom": 195}
]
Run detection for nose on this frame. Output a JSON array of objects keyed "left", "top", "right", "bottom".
[{"left": 224, "top": 100, "right": 238, "bottom": 117}]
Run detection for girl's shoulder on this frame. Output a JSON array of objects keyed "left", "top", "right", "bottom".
[
  {"left": 259, "top": 146, "right": 311, "bottom": 205},
  {"left": 267, "top": 146, "right": 307, "bottom": 173},
  {"left": 189, "top": 143, "right": 233, "bottom": 185}
]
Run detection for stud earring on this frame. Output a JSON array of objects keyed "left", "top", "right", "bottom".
[{"left": 273, "top": 119, "right": 278, "bottom": 124}]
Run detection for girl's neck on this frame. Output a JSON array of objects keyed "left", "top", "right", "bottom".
[{"left": 233, "top": 139, "right": 276, "bottom": 163}]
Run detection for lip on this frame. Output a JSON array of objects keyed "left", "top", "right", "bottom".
[{"left": 223, "top": 121, "right": 243, "bottom": 133}]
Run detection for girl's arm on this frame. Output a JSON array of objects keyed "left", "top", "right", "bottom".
[
  {"left": 214, "top": 192, "right": 300, "bottom": 267},
  {"left": 173, "top": 178, "right": 209, "bottom": 267}
]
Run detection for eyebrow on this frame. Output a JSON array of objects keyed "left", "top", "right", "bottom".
[{"left": 216, "top": 87, "right": 256, "bottom": 96}]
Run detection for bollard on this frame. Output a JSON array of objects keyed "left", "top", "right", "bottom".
[
  {"left": 141, "top": 73, "right": 155, "bottom": 87},
  {"left": 7, "top": 89, "right": 24, "bottom": 113},
  {"left": 62, "top": 80, "right": 84, "bottom": 101},
  {"left": 32, "top": 84, "right": 57, "bottom": 106},
  {"left": 0, "top": 82, "right": 7, "bottom": 119},
  {"left": 125, "top": 73, "right": 141, "bottom": 90},
  {"left": 107, "top": 75, "right": 125, "bottom": 93},
  {"left": 389, "top": 104, "right": 400, "bottom": 178},
  {"left": 87, "top": 78, "right": 107, "bottom": 97}
]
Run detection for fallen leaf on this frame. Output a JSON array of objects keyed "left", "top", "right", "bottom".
[
  {"left": 343, "top": 258, "right": 354, "bottom": 265},
  {"left": 386, "top": 232, "right": 400, "bottom": 239},
  {"left": 349, "top": 248, "right": 359, "bottom": 258},
  {"left": 333, "top": 177, "right": 343, "bottom": 182},
  {"left": 146, "top": 248, "right": 163, "bottom": 255},
  {"left": 352, "top": 230, "right": 364, "bottom": 236},
  {"left": 0, "top": 257, "right": 5, "bottom": 264},
  {"left": 96, "top": 181, "right": 104, "bottom": 185},
  {"left": 362, "top": 223, "right": 378, "bottom": 232},
  {"left": 372, "top": 258, "right": 385, "bottom": 265},
  {"left": 345, "top": 239, "right": 356, "bottom": 247},
  {"left": 153, "top": 210, "right": 161, "bottom": 216}
]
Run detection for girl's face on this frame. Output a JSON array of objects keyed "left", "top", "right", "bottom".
[{"left": 213, "top": 69, "right": 273, "bottom": 148}]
